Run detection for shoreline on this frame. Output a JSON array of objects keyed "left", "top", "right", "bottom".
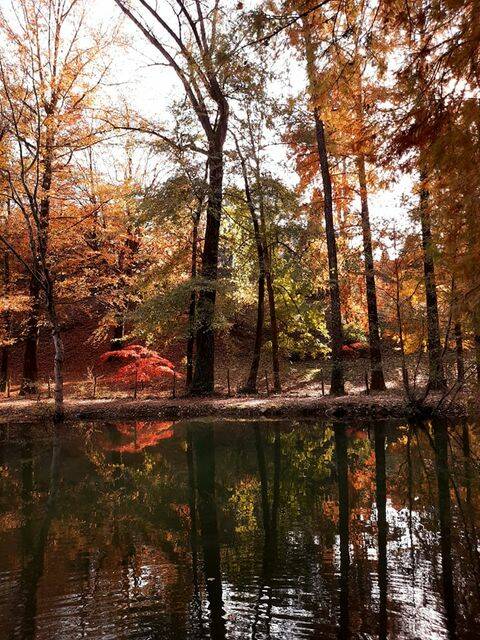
[{"left": 0, "top": 391, "right": 474, "bottom": 424}]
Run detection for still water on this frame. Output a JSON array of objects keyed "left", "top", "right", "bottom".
[{"left": 0, "top": 418, "right": 479, "bottom": 639}]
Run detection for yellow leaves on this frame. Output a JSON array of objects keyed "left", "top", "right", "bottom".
[{"left": 0, "top": 294, "right": 30, "bottom": 314}]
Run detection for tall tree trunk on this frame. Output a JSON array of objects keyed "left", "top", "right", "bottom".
[
  {"left": 454, "top": 322, "right": 465, "bottom": 385},
  {"left": 472, "top": 306, "right": 480, "bottom": 385},
  {"left": 45, "top": 272, "right": 64, "bottom": 422},
  {"left": 303, "top": 23, "right": 344, "bottom": 395},
  {"left": 0, "top": 250, "right": 10, "bottom": 392},
  {"left": 236, "top": 140, "right": 266, "bottom": 394},
  {"left": 19, "top": 274, "right": 40, "bottom": 396},
  {"left": 191, "top": 143, "right": 224, "bottom": 396},
  {"left": 246, "top": 274, "right": 265, "bottom": 394},
  {"left": 314, "top": 112, "right": 345, "bottom": 395},
  {"left": 264, "top": 257, "right": 281, "bottom": 393},
  {"left": 419, "top": 173, "right": 446, "bottom": 390},
  {"left": 356, "top": 154, "right": 386, "bottom": 390},
  {"left": 244, "top": 124, "right": 281, "bottom": 393},
  {"left": 40, "top": 124, "right": 64, "bottom": 420},
  {"left": 186, "top": 208, "right": 201, "bottom": 389},
  {"left": 243, "top": 207, "right": 266, "bottom": 395},
  {"left": 393, "top": 229, "right": 410, "bottom": 394}
]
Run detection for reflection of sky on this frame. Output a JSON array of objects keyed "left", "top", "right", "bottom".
[
  {"left": 327, "top": 499, "right": 453, "bottom": 640},
  {"left": 1, "top": 420, "right": 478, "bottom": 639}
]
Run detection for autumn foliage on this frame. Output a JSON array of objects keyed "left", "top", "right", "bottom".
[{"left": 98, "top": 345, "right": 178, "bottom": 390}]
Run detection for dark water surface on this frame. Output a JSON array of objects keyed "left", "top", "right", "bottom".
[{"left": 0, "top": 418, "right": 479, "bottom": 639}]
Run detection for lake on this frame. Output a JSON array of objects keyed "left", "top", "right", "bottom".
[{"left": 0, "top": 418, "right": 479, "bottom": 639}]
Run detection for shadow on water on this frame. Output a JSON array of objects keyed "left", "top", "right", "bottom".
[
  {"left": 432, "top": 419, "right": 456, "bottom": 639},
  {"left": 334, "top": 423, "right": 350, "bottom": 640},
  {"left": 374, "top": 422, "right": 388, "bottom": 640},
  {"left": 1, "top": 417, "right": 480, "bottom": 639},
  {"left": 11, "top": 424, "right": 62, "bottom": 640},
  {"left": 190, "top": 423, "right": 227, "bottom": 640}
]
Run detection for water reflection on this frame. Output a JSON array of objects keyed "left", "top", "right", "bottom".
[{"left": 0, "top": 418, "right": 479, "bottom": 639}]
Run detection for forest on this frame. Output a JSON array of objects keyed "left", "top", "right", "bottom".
[{"left": 0, "top": 0, "right": 479, "bottom": 421}]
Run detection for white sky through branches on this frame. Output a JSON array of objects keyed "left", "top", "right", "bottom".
[{"left": 0, "top": 0, "right": 411, "bottom": 238}]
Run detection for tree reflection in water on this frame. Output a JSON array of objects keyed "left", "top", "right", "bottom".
[{"left": 0, "top": 418, "right": 479, "bottom": 639}]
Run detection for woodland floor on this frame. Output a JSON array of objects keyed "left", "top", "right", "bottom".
[
  {"left": 2, "top": 319, "right": 478, "bottom": 424},
  {"left": 0, "top": 387, "right": 475, "bottom": 424}
]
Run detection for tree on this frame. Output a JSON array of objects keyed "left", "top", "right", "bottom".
[
  {"left": 300, "top": 14, "right": 345, "bottom": 395},
  {"left": 0, "top": 0, "right": 111, "bottom": 418},
  {"left": 114, "top": 0, "right": 231, "bottom": 396}
]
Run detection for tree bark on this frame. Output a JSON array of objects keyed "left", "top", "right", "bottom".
[
  {"left": 0, "top": 250, "right": 10, "bottom": 392},
  {"left": 473, "top": 306, "right": 480, "bottom": 385},
  {"left": 19, "top": 274, "right": 40, "bottom": 396},
  {"left": 45, "top": 268, "right": 64, "bottom": 421},
  {"left": 110, "top": 321, "right": 124, "bottom": 350},
  {"left": 454, "top": 322, "right": 465, "bottom": 385},
  {"left": 186, "top": 207, "right": 201, "bottom": 389},
  {"left": 191, "top": 143, "right": 224, "bottom": 395},
  {"left": 264, "top": 258, "right": 281, "bottom": 393},
  {"left": 419, "top": 174, "right": 446, "bottom": 390},
  {"left": 314, "top": 111, "right": 345, "bottom": 395},
  {"left": 243, "top": 123, "right": 281, "bottom": 393},
  {"left": 236, "top": 141, "right": 266, "bottom": 394},
  {"left": 356, "top": 154, "right": 386, "bottom": 390}
]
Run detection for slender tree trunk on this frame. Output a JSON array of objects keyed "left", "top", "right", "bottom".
[
  {"left": 238, "top": 150, "right": 266, "bottom": 394},
  {"left": 39, "top": 125, "right": 64, "bottom": 421},
  {"left": 314, "top": 111, "right": 345, "bottom": 395},
  {"left": 0, "top": 337, "right": 8, "bottom": 393},
  {"left": 303, "top": 23, "right": 344, "bottom": 395},
  {"left": 45, "top": 275, "right": 64, "bottom": 422},
  {"left": 191, "top": 143, "right": 224, "bottom": 396},
  {"left": 246, "top": 275, "right": 265, "bottom": 393},
  {"left": 110, "top": 321, "right": 124, "bottom": 350},
  {"left": 244, "top": 222, "right": 266, "bottom": 393},
  {"left": 186, "top": 209, "right": 201, "bottom": 389},
  {"left": 19, "top": 273, "right": 40, "bottom": 396},
  {"left": 419, "top": 173, "right": 446, "bottom": 390},
  {"left": 264, "top": 258, "right": 281, "bottom": 393},
  {"left": 356, "top": 154, "right": 386, "bottom": 390},
  {"left": 0, "top": 250, "right": 10, "bottom": 392},
  {"left": 472, "top": 306, "right": 480, "bottom": 385},
  {"left": 244, "top": 124, "right": 281, "bottom": 393},
  {"left": 392, "top": 230, "right": 410, "bottom": 394},
  {"left": 454, "top": 322, "right": 465, "bottom": 385}
]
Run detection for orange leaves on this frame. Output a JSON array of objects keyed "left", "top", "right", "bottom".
[
  {"left": 98, "top": 344, "right": 179, "bottom": 387},
  {"left": 112, "top": 358, "right": 176, "bottom": 384},
  {"left": 99, "top": 343, "right": 174, "bottom": 369},
  {"left": 103, "top": 421, "right": 175, "bottom": 452}
]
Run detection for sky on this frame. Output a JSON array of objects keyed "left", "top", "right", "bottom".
[
  {"left": 0, "top": 0, "right": 412, "bottom": 233},
  {"left": 101, "top": 1, "right": 412, "bottom": 232}
]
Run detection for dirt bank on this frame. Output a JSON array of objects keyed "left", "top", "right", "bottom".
[{"left": 0, "top": 391, "right": 474, "bottom": 424}]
